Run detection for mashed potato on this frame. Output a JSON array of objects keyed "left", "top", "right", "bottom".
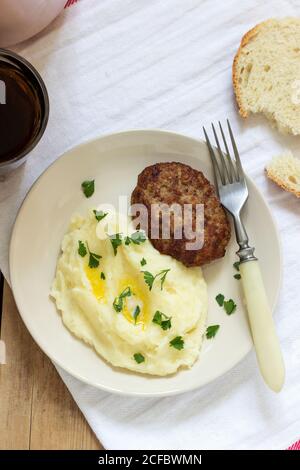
[{"left": 51, "top": 210, "right": 208, "bottom": 375}]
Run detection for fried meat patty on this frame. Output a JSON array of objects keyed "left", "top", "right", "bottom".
[{"left": 131, "top": 162, "right": 231, "bottom": 267}]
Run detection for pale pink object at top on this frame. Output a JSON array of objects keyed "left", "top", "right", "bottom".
[{"left": 0, "top": 0, "right": 67, "bottom": 47}]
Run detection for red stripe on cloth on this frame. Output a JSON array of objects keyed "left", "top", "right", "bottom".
[
  {"left": 65, "top": 0, "right": 79, "bottom": 7},
  {"left": 287, "top": 439, "right": 300, "bottom": 450}
]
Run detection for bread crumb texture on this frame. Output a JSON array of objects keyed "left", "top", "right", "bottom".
[
  {"left": 233, "top": 18, "right": 300, "bottom": 135},
  {"left": 266, "top": 151, "right": 300, "bottom": 197}
]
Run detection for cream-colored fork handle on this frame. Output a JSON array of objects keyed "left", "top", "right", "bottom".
[{"left": 239, "top": 260, "right": 285, "bottom": 392}]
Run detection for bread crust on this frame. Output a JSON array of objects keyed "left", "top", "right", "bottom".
[
  {"left": 265, "top": 168, "right": 300, "bottom": 198},
  {"left": 232, "top": 20, "right": 269, "bottom": 118}
]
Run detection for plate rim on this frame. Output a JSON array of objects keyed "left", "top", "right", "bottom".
[{"left": 9, "top": 128, "right": 283, "bottom": 397}]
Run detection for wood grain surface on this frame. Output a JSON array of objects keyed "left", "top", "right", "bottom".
[{"left": 0, "top": 281, "right": 102, "bottom": 450}]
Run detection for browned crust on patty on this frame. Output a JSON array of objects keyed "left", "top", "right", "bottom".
[
  {"left": 131, "top": 162, "right": 231, "bottom": 267},
  {"left": 232, "top": 21, "right": 267, "bottom": 118}
]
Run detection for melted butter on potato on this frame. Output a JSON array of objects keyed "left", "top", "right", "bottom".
[
  {"left": 118, "top": 278, "right": 149, "bottom": 328},
  {"left": 84, "top": 265, "right": 106, "bottom": 301},
  {"left": 85, "top": 264, "right": 149, "bottom": 328}
]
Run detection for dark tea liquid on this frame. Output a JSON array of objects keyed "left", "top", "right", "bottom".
[{"left": 0, "top": 61, "right": 42, "bottom": 163}]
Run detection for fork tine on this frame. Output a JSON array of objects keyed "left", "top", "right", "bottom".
[
  {"left": 211, "top": 123, "right": 231, "bottom": 183},
  {"left": 218, "top": 121, "right": 237, "bottom": 183},
  {"left": 227, "top": 119, "right": 244, "bottom": 181},
  {"left": 203, "top": 126, "right": 223, "bottom": 191}
]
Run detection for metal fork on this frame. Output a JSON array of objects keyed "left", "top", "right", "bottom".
[{"left": 204, "top": 121, "right": 285, "bottom": 392}]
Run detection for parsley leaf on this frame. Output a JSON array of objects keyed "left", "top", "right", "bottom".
[
  {"left": 161, "top": 318, "right": 172, "bottom": 330},
  {"left": 113, "top": 287, "right": 132, "bottom": 313},
  {"left": 78, "top": 240, "right": 87, "bottom": 257},
  {"left": 109, "top": 233, "right": 123, "bottom": 256},
  {"left": 93, "top": 210, "right": 108, "bottom": 222},
  {"left": 206, "top": 325, "right": 220, "bottom": 339},
  {"left": 133, "top": 353, "right": 145, "bottom": 364},
  {"left": 169, "top": 336, "right": 184, "bottom": 350},
  {"left": 215, "top": 294, "right": 225, "bottom": 307},
  {"left": 233, "top": 261, "right": 240, "bottom": 271},
  {"left": 152, "top": 311, "right": 162, "bottom": 326},
  {"left": 130, "top": 231, "right": 147, "bottom": 245},
  {"left": 152, "top": 311, "right": 171, "bottom": 330},
  {"left": 100, "top": 272, "right": 106, "bottom": 280},
  {"left": 124, "top": 231, "right": 146, "bottom": 246},
  {"left": 110, "top": 231, "right": 146, "bottom": 252},
  {"left": 140, "top": 258, "right": 147, "bottom": 266},
  {"left": 133, "top": 305, "right": 141, "bottom": 324},
  {"left": 79, "top": 240, "right": 101, "bottom": 267},
  {"left": 224, "top": 299, "right": 237, "bottom": 315},
  {"left": 85, "top": 242, "right": 101, "bottom": 268},
  {"left": 234, "top": 273, "right": 241, "bottom": 280},
  {"left": 142, "top": 271, "right": 155, "bottom": 290},
  {"left": 141, "top": 269, "right": 170, "bottom": 291},
  {"left": 159, "top": 269, "right": 170, "bottom": 290},
  {"left": 88, "top": 251, "right": 101, "bottom": 268},
  {"left": 216, "top": 293, "right": 237, "bottom": 314},
  {"left": 81, "top": 180, "right": 95, "bottom": 198}
]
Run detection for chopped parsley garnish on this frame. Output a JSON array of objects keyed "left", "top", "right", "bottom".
[
  {"left": 78, "top": 240, "right": 87, "bottom": 257},
  {"left": 81, "top": 180, "right": 95, "bottom": 198},
  {"left": 152, "top": 311, "right": 161, "bottom": 325},
  {"left": 142, "top": 269, "right": 170, "bottom": 291},
  {"left": 110, "top": 231, "right": 146, "bottom": 253},
  {"left": 224, "top": 299, "right": 237, "bottom": 315},
  {"left": 215, "top": 293, "right": 225, "bottom": 307},
  {"left": 206, "top": 325, "right": 220, "bottom": 339},
  {"left": 140, "top": 258, "right": 147, "bottom": 266},
  {"left": 88, "top": 251, "right": 101, "bottom": 268},
  {"left": 109, "top": 233, "right": 123, "bottom": 256},
  {"left": 161, "top": 318, "right": 172, "bottom": 330},
  {"left": 169, "top": 336, "right": 184, "bottom": 350},
  {"left": 234, "top": 273, "right": 241, "bottom": 280},
  {"left": 93, "top": 210, "right": 108, "bottom": 222},
  {"left": 142, "top": 271, "right": 155, "bottom": 290},
  {"left": 130, "top": 231, "right": 147, "bottom": 244},
  {"left": 133, "top": 305, "right": 141, "bottom": 324},
  {"left": 78, "top": 240, "right": 101, "bottom": 267},
  {"left": 233, "top": 261, "right": 240, "bottom": 271},
  {"left": 113, "top": 286, "right": 132, "bottom": 313},
  {"left": 125, "top": 231, "right": 146, "bottom": 246},
  {"left": 133, "top": 353, "right": 145, "bottom": 364},
  {"left": 216, "top": 293, "right": 237, "bottom": 315},
  {"left": 100, "top": 272, "right": 106, "bottom": 280},
  {"left": 159, "top": 269, "right": 170, "bottom": 290},
  {"left": 85, "top": 242, "right": 102, "bottom": 268},
  {"left": 152, "top": 311, "right": 171, "bottom": 330}
]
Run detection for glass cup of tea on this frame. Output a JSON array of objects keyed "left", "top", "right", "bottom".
[{"left": 0, "top": 48, "right": 49, "bottom": 175}]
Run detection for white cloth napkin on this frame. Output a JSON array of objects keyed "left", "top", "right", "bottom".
[{"left": 0, "top": 0, "right": 299, "bottom": 450}]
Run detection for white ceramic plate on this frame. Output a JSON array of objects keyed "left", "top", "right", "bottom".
[{"left": 9, "top": 130, "right": 282, "bottom": 397}]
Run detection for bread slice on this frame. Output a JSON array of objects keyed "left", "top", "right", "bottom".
[
  {"left": 266, "top": 151, "right": 300, "bottom": 197},
  {"left": 233, "top": 18, "right": 300, "bottom": 135}
]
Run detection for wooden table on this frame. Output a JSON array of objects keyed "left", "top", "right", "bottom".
[{"left": 0, "top": 281, "right": 103, "bottom": 450}]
